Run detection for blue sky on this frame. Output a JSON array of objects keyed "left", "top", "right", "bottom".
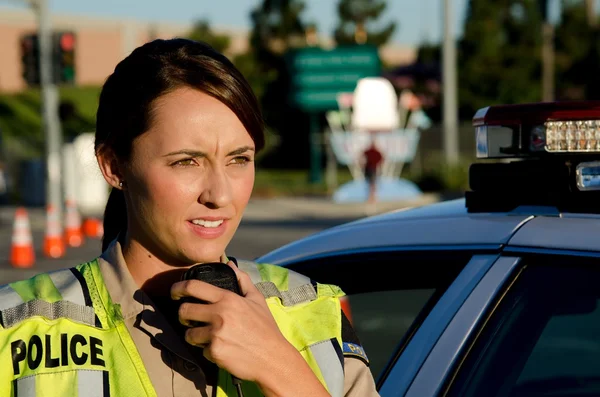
[{"left": 4, "top": 0, "right": 473, "bottom": 46}]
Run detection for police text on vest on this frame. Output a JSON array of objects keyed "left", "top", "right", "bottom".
[{"left": 11, "top": 334, "right": 105, "bottom": 375}]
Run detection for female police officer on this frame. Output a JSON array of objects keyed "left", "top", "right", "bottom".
[{"left": 0, "top": 39, "right": 378, "bottom": 396}]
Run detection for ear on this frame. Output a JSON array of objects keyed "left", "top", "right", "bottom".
[{"left": 96, "top": 147, "right": 124, "bottom": 190}]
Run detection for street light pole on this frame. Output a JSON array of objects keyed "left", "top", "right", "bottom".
[
  {"left": 33, "top": 0, "right": 63, "bottom": 222},
  {"left": 442, "top": 0, "right": 459, "bottom": 165}
]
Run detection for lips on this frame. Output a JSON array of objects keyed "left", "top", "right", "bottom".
[{"left": 187, "top": 218, "right": 229, "bottom": 239}]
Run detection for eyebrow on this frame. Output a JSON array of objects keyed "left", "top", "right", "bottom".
[{"left": 163, "top": 146, "right": 255, "bottom": 157}]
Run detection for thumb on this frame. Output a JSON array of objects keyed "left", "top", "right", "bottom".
[{"left": 225, "top": 260, "right": 263, "bottom": 300}]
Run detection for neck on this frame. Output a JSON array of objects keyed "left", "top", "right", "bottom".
[
  {"left": 122, "top": 239, "right": 181, "bottom": 297},
  {"left": 120, "top": 233, "right": 225, "bottom": 296}
]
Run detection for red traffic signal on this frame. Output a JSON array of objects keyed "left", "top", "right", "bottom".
[{"left": 59, "top": 33, "right": 75, "bottom": 52}]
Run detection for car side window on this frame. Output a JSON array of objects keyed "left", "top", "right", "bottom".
[
  {"left": 347, "top": 288, "right": 436, "bottom": 378},
  {"left": 286, "top": 250, "right": 472, "bottom": 380},
  {"left": 445, "top": 256, "right": 600, "bottom": 397}
]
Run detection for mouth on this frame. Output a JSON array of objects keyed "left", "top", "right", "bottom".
[
  {"left": 190, "top": 219, "right": 225, "bottom": 228},
  {"left": 187, "top": 218, "right": 229, "bottom": 239}
]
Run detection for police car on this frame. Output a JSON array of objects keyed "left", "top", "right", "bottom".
[{"left": 257, "top": 102, "right": 600, "bottom": 397}]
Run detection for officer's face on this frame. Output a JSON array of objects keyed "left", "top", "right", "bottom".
[{"left": 122, "top": 87, "right": 255, "bottom": 265}]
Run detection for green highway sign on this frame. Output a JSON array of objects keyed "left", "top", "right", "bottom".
[{"left": 285, "top": 45, "right": 381, "bottom": 112}]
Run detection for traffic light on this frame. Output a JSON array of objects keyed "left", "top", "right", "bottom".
[
  {"left": 20, "top": 31, "right": 76, "bottom": 86},
  {"left": 20, "top": 34, "right": 40, "bottom": 86},
  {"left": 53, "top": 31, "right": 76, "bottom": 84}
]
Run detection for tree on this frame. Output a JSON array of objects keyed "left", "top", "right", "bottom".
[
  {"left": 250, "top": 0, "right": 308, "bottom": 65},
  {"left": 246, "top": 0, "right": 309, "bottom": 101},
  {"left": 247, "top": 0, "right": 314, "bottom": 168},
  {"left": 458, "top": 0, "right": 543, "bottom": 117},
  {"left": 554, "top": 0, "right": 600, "bottom": 100},
  {"left": 333, "top": 0, "right": 396, "bottom": 46},
  {"left": 187, "top": 19, "right": 231, "bottom": 54}
]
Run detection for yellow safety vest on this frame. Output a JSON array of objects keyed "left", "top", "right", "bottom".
[{"left": 0, "top": 259, "right": 346, "bottom": 397}]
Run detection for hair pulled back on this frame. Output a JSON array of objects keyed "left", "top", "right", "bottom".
[{"left": 95, "top": 38, "right": 264, "bottom": 251}]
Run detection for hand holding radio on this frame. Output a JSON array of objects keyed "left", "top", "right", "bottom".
[{"left": 170, "top": 261, "right": 294, "bottom": 384}]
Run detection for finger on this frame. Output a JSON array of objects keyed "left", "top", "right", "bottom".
[
  {"left": 225, "top": 261, "right": 262, "bottom": 299},
  {"left": 171, "top": 279, "right": 227, "bottom": 302},
  {"left": 185, "top": 326, "right": 212, "bottom": 348},
  {"left": 178, "top": 302, "right": 213, "bottom": 327},
  {"left": 202, "top": 346, "right": 215, "bottom": 363}
]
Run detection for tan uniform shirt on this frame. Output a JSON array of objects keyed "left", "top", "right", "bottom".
[{"left": 98, "top": 241, "right": 380, "bottom": 396}]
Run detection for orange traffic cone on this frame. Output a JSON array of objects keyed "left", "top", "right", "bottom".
[
  {"left": 82, "top": 217, "right": 103, "bottom": 239},
  {"left": 44, "top": 204, "right": 65, "bottom": 258},
  {"left": 10, "top": 207, "right": 35, "bottom": 268},
  {"left": 64, "top": 200, "right": 84, "bottom": 247},
  {"left": 340, "top": 295, "right": 353, "bottom": 324}
]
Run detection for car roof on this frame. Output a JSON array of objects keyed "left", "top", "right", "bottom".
[
  {"left": 256, "top": 199, "right": 528, "bottom": 265},
  {"left": 256, "top": 199, "right": 600, "bottom": 266}
]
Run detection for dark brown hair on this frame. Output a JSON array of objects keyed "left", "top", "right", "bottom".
[{"left": 95, "top": 38, "right": 264, "bottom": 251}]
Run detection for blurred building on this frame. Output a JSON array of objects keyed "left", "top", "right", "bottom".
[{"left": 0, "top": 7, "right": 416, "bottom": 93}]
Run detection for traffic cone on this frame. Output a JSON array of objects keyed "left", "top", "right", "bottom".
[
  {"left": 340, "top": 295, "right": 353, "bottom": 324},
  {"left": 64, "top": 200, "right": 84, "bottom": 247},
  {"left": 82, "top": 217, "right": 103, "bottom": 239},
  {"left": 10, "top": 207, "right": 35, "bottom": 268},
  {"left": 44, "top": 204, "right": 65, "bottom": 258}
]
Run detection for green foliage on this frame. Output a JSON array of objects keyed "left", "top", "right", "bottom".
[
  {"left": 0, "top": 86, "right": 99, "bottom": 158},
  {"left": 252, "top": 168, "right": 353, "bottom": 197},
  {"left": 554, "top": 1, "right": 600, "bottom": 100},
  {"left": 186, "top": 19, "right": 232, "bottom": 54},
  {"left": 334, "top": 0, "right": 396, "bottom": 46},
  {"left": 415, "top": 0, "right": 600, "bottom": 117},
  {"left": 458, "top": 0, "right": 544, "bottom": 115},
  {"left": 247, "top": 0, "right": 317, "bottom": 169},
  {"left": 231, "top": 51, "right": 277, "bottom": 101},
  {"left": 250, "top": 0, "right": 308, "bottom": 58},
  {"left": 406, "top": 151, "right": 472, "bottom": 193}
]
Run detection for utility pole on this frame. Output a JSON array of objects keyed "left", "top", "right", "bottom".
[
  {"left": 33, "top": 0, "right": 64, "bottom": 222},
  {"left": 539, "top": 0, "right": 554, "bottom": 102},
  {"left": 585, "top": 0, "right": 596, "bottom": 28},
  {"left": 442, "top": 0, "right": 459, "bottom": 165}
]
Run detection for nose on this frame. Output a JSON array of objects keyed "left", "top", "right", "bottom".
[{"left": 198, "top": 164, "right": 232, "bottom": 209}]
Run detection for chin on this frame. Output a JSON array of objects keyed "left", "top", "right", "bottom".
[{"left": 183, "top": 246, "right": 225, "bottom": 264}]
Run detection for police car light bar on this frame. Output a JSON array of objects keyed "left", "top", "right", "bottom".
[
  {"left": 473, "top": 101, "right": 600, "bottom": 158},
  {"left": 467, "top": 101, "right": 600, "bottom": 213}
]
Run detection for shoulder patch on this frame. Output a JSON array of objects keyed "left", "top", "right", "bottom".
[
  {"left": 342, "top": 342, "right": 369, "bottom": 365},
  {"left": 340, "top": 309, "right": 370, "bottom": 366}
]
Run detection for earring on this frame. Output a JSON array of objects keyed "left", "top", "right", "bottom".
[{"left": 119, "top": 181, "right": 123, "bottom": 188}]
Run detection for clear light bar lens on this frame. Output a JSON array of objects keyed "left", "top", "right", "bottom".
[
  {"left": 545, "top": 120, "right": 600, "bottom": 152},
  {"left": 576, "top": 161, "right": 600, "bottom": 191},
  {"left": 476, "top": 126, "right": 488, "bottom": 158}
]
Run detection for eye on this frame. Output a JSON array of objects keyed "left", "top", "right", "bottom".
[
  {"left": 172, "top": 158, "right": 197, "bottom": 167},
  {"left": 230, "top": 156, "right": 252, "bottom": 166}
]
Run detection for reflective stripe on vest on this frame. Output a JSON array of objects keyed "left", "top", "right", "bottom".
[
  {"left": 308, "top": 339, "right": 345, "bottom": 397},
  {"left": 13, "top": 369, "right": 109, "bottom": 397},
  {"left": 0, "top": 270, "right": 96, "bottom": 329},
  {"left": 235, "top": 260, "right": 345, "bottom": 397},
  {"left": 238, "top": 260, "right": 318, "bottom": 306}
]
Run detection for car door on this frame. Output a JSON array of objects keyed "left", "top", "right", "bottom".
[
  {"left": 393, "top": 215, "right": 600, "bottom": 397},
  {"left": 283, "top": 248, "right": 500, "bottom": 392},
  {"left": 420, "top": 253, "right": 600, "bottom": 397}
]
